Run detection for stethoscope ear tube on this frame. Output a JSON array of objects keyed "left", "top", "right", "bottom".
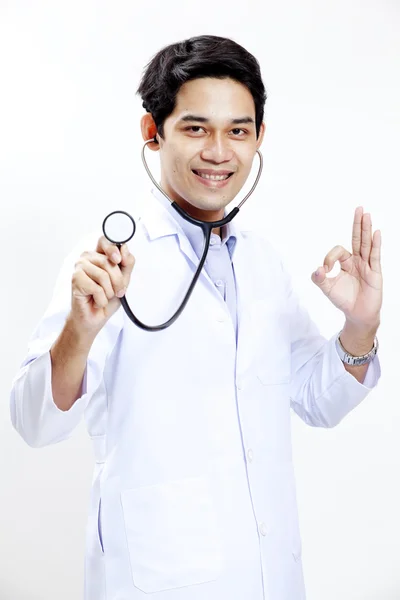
[{"left": 102, "top": 142, "right": 262, "bottom": 332}]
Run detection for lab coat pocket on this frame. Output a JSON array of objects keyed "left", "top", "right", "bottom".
[
  {"left": 282, "top": 465, "right": 305, "bottom": 597},
  {"left": 290, "top": 527, "right": 305, "bottom": 599},
  {"left": 285, "top": 467, "right": 303, "bottom": 562},
  {"left": 121, "top": 476, "right": 222, "bottom": 593},
  {"left": 291, "top": 526, "right": 302, "bottom": 562},
  {"left": 97, "top": 498, "right": 104, "bottom": 554}
]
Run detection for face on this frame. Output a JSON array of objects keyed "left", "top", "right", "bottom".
[{"left": 143, "top": 77, "right": 265, "bottom": 221}]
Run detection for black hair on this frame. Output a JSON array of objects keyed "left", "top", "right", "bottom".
[{"left": 137, "top": 35, "right": 267, "bottom": 139}]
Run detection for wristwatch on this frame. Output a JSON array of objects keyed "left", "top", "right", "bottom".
[{"left": 335, "top": 332, "right": 379, "bottom": 366}]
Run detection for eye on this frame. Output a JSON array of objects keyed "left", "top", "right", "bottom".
[
  {"left": 231, "top": 128, "right": 246, "bottom": 136},
  {"left": 185, "top": 126, "right": 206, "bottom": 134}
]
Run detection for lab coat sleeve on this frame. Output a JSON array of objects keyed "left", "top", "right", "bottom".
[
  {"left": 10, "top": 234, "right": 124, "bottom": 448},
  {"left": 283, "top": 265, "right": 381, "bottom": 428}
]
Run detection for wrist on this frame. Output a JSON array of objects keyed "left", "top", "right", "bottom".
[
  {"left": 62, "top": 315, "right": 98, "bottom": 354},
  {"left": 339, "top": 320, "right": 379, "bottom": 357}
]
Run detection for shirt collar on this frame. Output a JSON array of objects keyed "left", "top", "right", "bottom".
[{"left": 150, "top": 186, "right": 238, "bottom": 255}]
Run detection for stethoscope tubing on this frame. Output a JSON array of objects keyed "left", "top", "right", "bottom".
[{"left": 103, "top": 140, "right": 263, "bottom": 331}]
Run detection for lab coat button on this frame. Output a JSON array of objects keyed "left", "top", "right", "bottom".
[
  {"left": 236, "top": 380, "right": 243, "bottom": 390},
  {"left": 259, "top": 522, "right": 268, "bottom": 537},
  {"left": 247, "top": 449, "right": 254, "bottom": 463}
]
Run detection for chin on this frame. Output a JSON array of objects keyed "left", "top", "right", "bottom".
[{"left": 190, "top": 193, "right": 234, "bottom": 212}]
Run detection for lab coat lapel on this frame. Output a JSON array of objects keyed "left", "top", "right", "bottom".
[
  {"left": 139, "top": 195, "right": 202, "bottom": 266},
  {"left": 138, "top": 195, "right": 221, "bottom": 297},
  {"left": 231, "top": 233, "right": 258, "bottom": 375}
]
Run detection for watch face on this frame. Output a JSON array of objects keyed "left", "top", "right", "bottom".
[{"left": 353, "top": 356, "right": 369, "bottom": 366}]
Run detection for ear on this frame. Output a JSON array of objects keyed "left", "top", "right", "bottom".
[
  {"left": 140, "top": 113, "right": 160, "bottom": 151},
  {"left": 256, "top": 121, "right": 266, "bottom": 150}
]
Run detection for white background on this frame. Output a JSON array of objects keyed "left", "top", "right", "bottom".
[{"left": 0, "top": 1, "right": 399, "bottom": 598}]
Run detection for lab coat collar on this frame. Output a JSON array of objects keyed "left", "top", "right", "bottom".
[
  {"left": 138, "top": 189, "right": 254, "bottom": 358},
  {"left": 149, "top": 187, "right": 237, "bottom": 252},
  {"left": 140, "top": 188, "right": 244, "bottom": 269}
]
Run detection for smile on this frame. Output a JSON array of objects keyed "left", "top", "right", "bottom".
[
  {"left": 192, "top": 169, "right": 234, "bottom": 187},
  {"left": 193, "top": 170, "right": 233, "bottom": 181}
]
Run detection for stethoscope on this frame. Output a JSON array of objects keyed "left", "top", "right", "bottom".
[{"left": 102, "top": 139, "right": 263, "bottom": 332}]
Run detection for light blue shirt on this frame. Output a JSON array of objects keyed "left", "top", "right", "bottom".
[{"left": 152, "top": 187, "right": 238, "bottom": 341}]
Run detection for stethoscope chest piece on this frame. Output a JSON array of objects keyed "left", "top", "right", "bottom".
[{"left": 102, "top": 210, "right": 136, "bottom": 246}]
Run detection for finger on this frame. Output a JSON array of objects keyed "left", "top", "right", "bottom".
[
  {"left": 78, "top": 262, "right": 117, "bottom": 301},
  {"left": 352, "top": 206, "right": 363, "bottom": 256},
  {"left": 72, "top": 271, "right": 109, "bottom": 308},
  {"left": 369, "top": 230, "right": 382, "bottom": 273},
  {"left": 92, "top": 286, "right": 109, "bottom": 309},
  {"left": 79, "top": 252, "right": 126, "bottom": 297},
  {"left": 311, "top": 266, "right": 334, "bottom": 295},
  {"left": 96, "top": 236, "right": 121, "bottom": 265},
  {"left": 323, "top": 245, "right": 352, "bottom": 272},
  {"left": 119, "top": 244, "right": 136, "bottom": 282},
  {"left": 360, "top": 212, "right": 372, "bottom": 261}
]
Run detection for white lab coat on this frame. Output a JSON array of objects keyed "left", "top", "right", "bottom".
[{"left": 10, "top": 193, "right": 380, "bottom": 600}]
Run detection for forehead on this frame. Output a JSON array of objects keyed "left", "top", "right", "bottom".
[{"left": 170, "top": 77, "right": 256, "bottom": 122}]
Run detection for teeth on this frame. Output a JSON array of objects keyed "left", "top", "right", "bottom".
[{"left": 197, "top": 172, "right": 230, "bottom": 181}]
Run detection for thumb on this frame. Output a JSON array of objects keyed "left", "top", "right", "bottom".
[
  {"left": 311, "top": 265, "right": 332, "bottom": 295},
  {"left": 120, "top": 245, "right": 136, "bottom": 285}
]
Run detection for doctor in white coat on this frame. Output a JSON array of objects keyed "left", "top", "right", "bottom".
[{"left": 10, "top": 35, "right": 383, "bottom": 600}]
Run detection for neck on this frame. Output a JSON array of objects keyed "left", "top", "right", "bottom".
[
  {"left": 178, "top": 200, "right": 223, "bottom": 238},
  {"left": 159, "top": 182, "right": 224, "bottom": 237},
  {"left": 175, "top": 196, "right": 224, "bottom": 224}
]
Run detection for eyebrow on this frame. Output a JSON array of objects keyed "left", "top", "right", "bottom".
[{"left": 179, "top": 114, "right": 255, "bottom": 125}]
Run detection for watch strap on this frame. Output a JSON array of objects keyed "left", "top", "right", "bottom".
[{"left": 335, "top": 332, "right": 379, "bottom": 366}]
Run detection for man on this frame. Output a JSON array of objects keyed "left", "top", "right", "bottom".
[{"left": 10, "top": 35, "right": 382, "bottom": 600}]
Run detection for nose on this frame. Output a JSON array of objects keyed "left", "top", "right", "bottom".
[{"left": 200, "top": 134, "right": 234, "bottom": 164}]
